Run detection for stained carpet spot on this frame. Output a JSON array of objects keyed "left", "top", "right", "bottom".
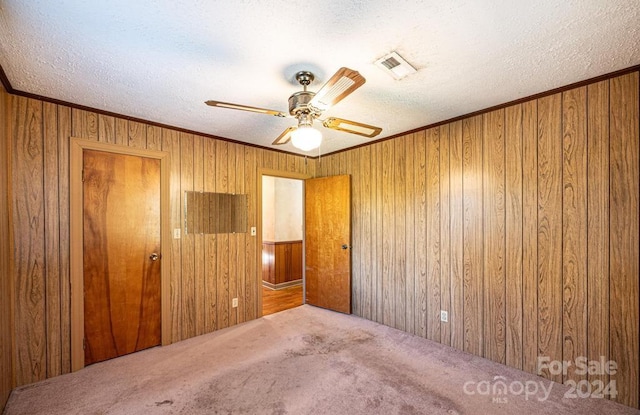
[
  {"left": 302, "top": 334, "right": 325, "bottom": 345},
  {"left": 154, "top": 399, "right": 173, "bottom": 406}
]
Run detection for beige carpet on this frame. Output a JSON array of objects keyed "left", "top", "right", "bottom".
[{"left": 4, "top": 305, "right": 639, "bottom": 415}]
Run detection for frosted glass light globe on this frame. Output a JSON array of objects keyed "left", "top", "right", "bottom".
[{"left": 291, "top": 126, "right": 322, "bottom": 151}]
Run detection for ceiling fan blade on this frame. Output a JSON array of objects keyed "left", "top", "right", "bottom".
[
  {"left": 205, "top": 100, "right": 287, "bottom": 118},
  {"left": 322, "top": 117, "right": 382, "bottom": 138},
  {"left": 272, "top": 126, "right": 297, "bottom": 145},
  {"left": 308, "top": 67, "right": 366, "bottom": 113}
]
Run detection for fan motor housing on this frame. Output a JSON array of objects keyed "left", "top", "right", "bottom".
[{"left": 288, "top": 91, "right": 316, "bottom": 116}]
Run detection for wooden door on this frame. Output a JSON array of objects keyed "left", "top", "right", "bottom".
[
  {"left": 305, "top": 175, "right": 351, "bottom": 313},
  {"left": 83, "top": 149, "right": 161, "bottom": 365}
]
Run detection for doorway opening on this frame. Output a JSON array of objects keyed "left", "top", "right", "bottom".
[{"left": 260, "top": 173, "right": 305, "bottom": 316}]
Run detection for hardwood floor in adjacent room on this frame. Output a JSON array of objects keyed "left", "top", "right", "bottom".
[{"left": 262, "top": 285, "right": 303, "bottom": 316}]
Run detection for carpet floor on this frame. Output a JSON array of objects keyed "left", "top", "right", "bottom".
[{"left": 4, "top": 305, "right": 639, "bottom": 415}]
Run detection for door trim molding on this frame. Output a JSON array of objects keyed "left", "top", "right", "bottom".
[
  {"left": 70, "top": 138, "right": 172, "bottom": 372},
  {"left": 257, "top": 169, "right": 311, "bottom": 316}
]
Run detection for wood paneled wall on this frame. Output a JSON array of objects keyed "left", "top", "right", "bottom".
[
  {"left": 4, "top": 69, "right": 639, "bottom": 409},
  {"left": 7, "top": 94, "right": 315, "bottom": 386},
  {"left": 318, "top": 72, "right": 640, "bottom": 408},
  {"left": 262, "top": 241, "right": 303, "bottom": 286},
  {"left": 1, "top": 84, "right": 14, "bottom": 411}
]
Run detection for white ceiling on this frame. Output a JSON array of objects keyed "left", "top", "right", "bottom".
[{"left": 1, "top": 1, "right": 639, "bottom": 156}]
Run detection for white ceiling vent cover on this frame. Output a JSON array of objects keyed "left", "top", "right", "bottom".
[{"left": 374, "top": 51, "right": 417, "bottom": 80}]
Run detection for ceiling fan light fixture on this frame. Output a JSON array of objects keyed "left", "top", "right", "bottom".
[
  {"left": 206, "top": 67, "right": 381, "bottom": 150},
  {"left": 291, "top": 125, "right": 322, "bottom": 151}
]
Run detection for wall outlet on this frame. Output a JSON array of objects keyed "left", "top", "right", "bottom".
[
  {"left": 440, "top": 310, "right": 448, "bottom": 322},
  {"left": 232, "top": 298, "right": 238, "bottom": 308},
  {"left": 173, "top": 228, "right": 181, "bottom": 239}
]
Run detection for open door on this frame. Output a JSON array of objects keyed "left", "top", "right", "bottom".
[{"left": 304, "top": 175, "right": 351, "bottom": 314}]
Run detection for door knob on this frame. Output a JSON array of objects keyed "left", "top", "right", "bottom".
[
  {"left": 149, "top": 253, "right": 159, "bottom": 261},
  {"left": 341, "top": 244, "right": 350, "bottom": 250}
]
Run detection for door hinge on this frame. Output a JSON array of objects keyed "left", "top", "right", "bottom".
[
  {"left": 83, "top": 338, "right": 86, "bottom": 350},
  {"left": 81, "top": 169, "right": 85, "bottom": 182}
]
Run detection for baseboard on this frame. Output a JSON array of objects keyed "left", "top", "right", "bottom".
[{"left": 262, "top": 279, "right": 302, "bottom": 290}]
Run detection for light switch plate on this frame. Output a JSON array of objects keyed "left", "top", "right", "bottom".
[
  {"left": 250, "top": 227, "right": 256, "bottom": 236},
  {"left": 173, "top": 228, "right": 181, "bottom": 239}
]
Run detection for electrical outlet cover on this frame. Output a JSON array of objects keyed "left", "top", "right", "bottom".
[{"left": 440, "top": 310, "right": 448, "bottom": 322}]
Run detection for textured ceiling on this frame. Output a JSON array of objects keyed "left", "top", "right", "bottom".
[{"left": 1, "top": 1, "right": 639, "bottom": 156}]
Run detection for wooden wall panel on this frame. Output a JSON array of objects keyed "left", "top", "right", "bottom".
[
  {"left": 128, "top": 121, "right": 147, "bottom": 148},
  {"left": 235, "top": 145, "right": 246, "bottom": 324},
  {"left": 404, "top": 136, "right": 416, "bottom": 336},
  {"left": 57, "top": 106, "right": 72, "bottom": 374},
  {"left": 482, "top": 109, "right": 506, "bottom": 364},
  {"left": 262, "top": 149, "right": 276, "bottom": 171},
  {"left": 360, "top": 145, "right": 373, "bottom": 320},
  {"left": 203, "top": 137, "right": 217, "bottom": 331},
  {"left": 350, "top": 148, "right": 361, "bottom": 317},
  {"left": 414, "top": 132, "right": 427, "bottom": 336},
  {"left": 243, "top": 146, "right": 257, "bottom": 322},
  {"left": 317, "top": 71, "right": 639, "bottom": 408},
  {"left": 180, "top": 133, "right": 196, "bottom": 340},
  {"left": 43, "top": 102, "right": 61, "bottom": 377},
  {"left": 71, "top": 109, "right": 97, "bottom": 141},
  {"left": 586, "top": 80, "right": 610, "bottom": 389},
  {"left": 536, "top": 93, "right": 563, "bottom": 383},
  {"left": 449, "top": 121, "right": 464, "bottom": 351},
  {"left": 193, "top": 135, "right": 205, "bottom": 335},
  {"left": 504, "top": 104, "right": 523, "bottom": 369},
  {"left": 146, "top": 125, "right": 162, "bottom": 151},
  {"left": 609, "top": 72, "right": 639, "bottom": 408},
  {"left": 561, "top": 87, "right": 588, "bottom": 383},
  {"left": 381, "top": 140, "right": 395, "bottom": 327},
  {"left": 216, "top": 140, "right": 230, "bottom": 329},
  {"left": 115, "top": 118, "right": 127, "bottom": 146},
  {"left": 1, "top": 86, "right": 13, "bottom": 411},
  {"left": 521, "top": 100, "right": 538, "bottom": 374},
  {"left": 394, "top": 138, "right": 406, "bottom": 331},
  {"left": 12, "top": 97, "right": 46, "bottom": 385},
  {"left": 439, "top": 126, "right": 451, "bottom": 346},
  {"left": 228, "top": 144, "right": 239, "bottom": 326},
  {"left": 162, "top": 129, "right": 182, "bottom": 343},
  {"left": 98, "top": 114, "right": 115, "bottom": 144},
  {"left": 462, "top": 115, "right": 483, "bottom": 355},
  {"left": 426, "top": 128, "right": 441, "bottom": 342},
  {"left": 373, "top": 142, "right": 384, "bottom": 324}
]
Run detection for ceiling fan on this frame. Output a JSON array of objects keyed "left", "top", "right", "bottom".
[{"left": 205, "top": 67, "right": 382, "bottom": 151}]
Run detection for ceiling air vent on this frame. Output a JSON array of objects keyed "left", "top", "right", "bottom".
[{"left": 374, "top": 51, "right": 417, "bottom": 80}]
